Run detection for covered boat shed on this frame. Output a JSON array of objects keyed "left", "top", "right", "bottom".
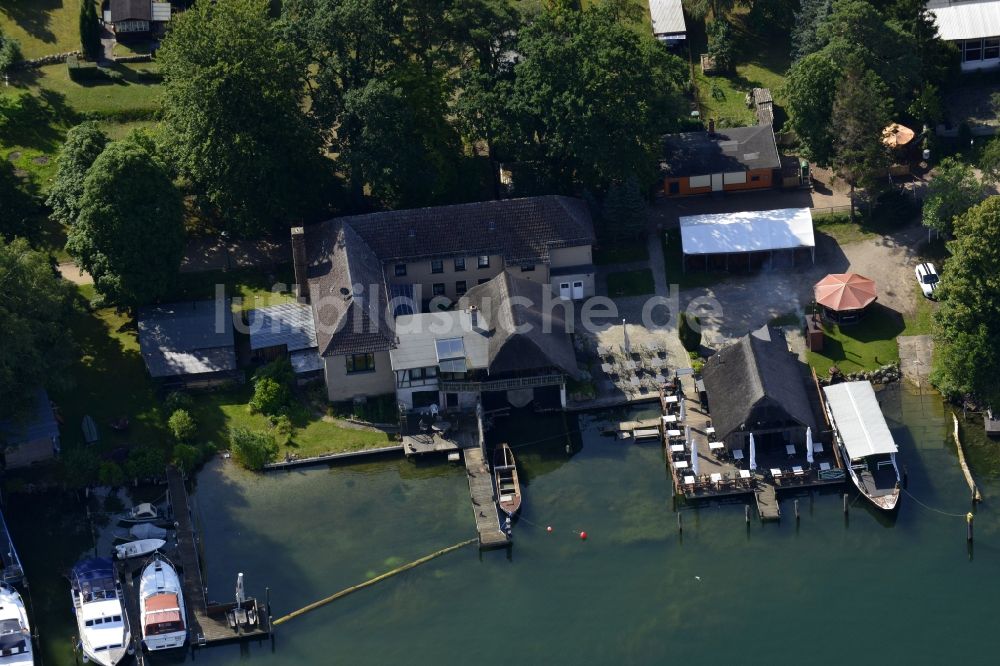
[
  {"left": 822, "top": 381, "right": 898, "bottom": 461},
  {"left": 679, "top": 207, "right": 815, "bottom": 272}
]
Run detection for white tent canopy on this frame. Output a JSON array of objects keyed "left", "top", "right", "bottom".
[
  {"left": 679, "top": 208, "right": 815, "bottom": 256},
  {"left": 823, "top": 381, "right": 898, "bottom": 460}
]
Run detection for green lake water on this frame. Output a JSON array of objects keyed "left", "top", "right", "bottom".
[{"left": 8, "top": 384, "right": 1000, "bottom": 665}]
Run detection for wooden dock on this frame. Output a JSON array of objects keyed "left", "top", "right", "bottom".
[
  {"left": 754, "top": 483, "right": 781, "bottom": 521},
  {"left": 166, "top": 467, "right": 271, "bottom": 646},
  {"left": 463, "top": 448, "right": 509, "bottom": 550}
]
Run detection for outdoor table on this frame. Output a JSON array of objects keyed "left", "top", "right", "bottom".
[
  {"left": 674, "top": 460, "right": 689, "bottom": 469},
  {"left": 819, "top": 462, "right": 831, "bottom": 471},
  {"left": 662, "top": 415, "right": 677, "bottom": 424},
  {"left": 597, "top": 345, "right": 611, "bottom": 357},
  {"left": 710, "top": 473, "right": 722, "bottom": 484},
  {"left": 732, "top": 449, "right": 744, "bottom": 460},
  {"left": 666, "top": 429, "right": 682, "bottom": 437},
  {"left": 813, "top": 442, "right": 825, "bottom": 453},
  {"left": 770, "top": 468, "right": 783, "bottom": 478},
  {"left": 670, "top": 444, "right": 685, "bottom": 453},
  {"left": 684, "top": 475, "right": 696, "bottom": 485},
  {"left": 629, "top": 376, "right": 641, "bottom": 387},
  {"left": 625, "top": 360, "right": 638, "bottom": 371},
  {"left": 708, "top": 441, "right": 725, "bottom": 451},
  {"left": 793, "top": 466, "right": 805, "bottom": 476},
  {"left": 664, "top": 395, "right": 679, "bottom": 404},
  {"left": 739, "top": 470, "right": 751, "bottom": 479},
  {"left": 785, "top": 444, "right": 796, "bottom": 456},
  {"left": 705, "top": 426, "right": 716, "bottom": 435},
  {"left": 432, "top": 421, "right": 452, "bottom": 434},
  {"left": 601, "top": 363, "right": 614, "bottom": 374}
]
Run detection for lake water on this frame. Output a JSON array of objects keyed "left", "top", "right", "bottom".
[{"left": 9, "top": 383, "right": 1000, "bottom": 665}]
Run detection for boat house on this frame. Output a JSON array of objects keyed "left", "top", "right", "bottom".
[
  {"left": 678, "top": 207, "right": 816, "bottom": 272},
  {"left": 661, "top": 124, "right": 781, "bottom": 197},
  {"left": 137, "top": 300, "right": 238, "bottom": 388},
  {"left": 0, "top": 388, "right": 60, "bottom": 469},
  {"left": 822, "top": 382, "right": 898, "bottom": 469}
]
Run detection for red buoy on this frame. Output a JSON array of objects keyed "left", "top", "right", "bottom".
[
  {"left": 579, "top": 531, "right": 588, "bottom": 540},
  {"left": 546, "top": 526, "right": 553, "bottom": 533}
]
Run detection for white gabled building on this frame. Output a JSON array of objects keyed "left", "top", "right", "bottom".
[{"left": 927, "top": 0, "right": 1000, "bottom": 71}]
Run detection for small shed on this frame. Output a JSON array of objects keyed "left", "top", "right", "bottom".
[
  {"left": 648, "top": 0, "right": 687, "bottom": 45},
  {"left": 679, "top": 207, "right": 816, "bottom": 272},
  {"left": 137, "top": 300, "right": 238, "bottom": 387},
  {"left": 246, "top": 302, "right": 322, "bottom": 378},
  {"left": 0, "top": 389, "right": 60, "bottom": 469},
  {"left": 814, "top": 273, "right": 877, "bottom": 324}
]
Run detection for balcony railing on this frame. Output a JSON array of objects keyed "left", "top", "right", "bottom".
[{"left": 439, "top": 374, "right": 564, "bottom": 392}]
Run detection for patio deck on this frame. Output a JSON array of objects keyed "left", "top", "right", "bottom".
[{"left": 401, "top": 412, "right": 479, "bottom": 456}]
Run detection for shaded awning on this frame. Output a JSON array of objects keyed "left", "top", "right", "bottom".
[
  {"left": 822, "top": 381, "right": 897, "bottom": 459},
  {"left": 814, "top": 273, "right": 877, "bottom": 312}
]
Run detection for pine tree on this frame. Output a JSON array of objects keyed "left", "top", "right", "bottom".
[{"left": 79, "top": 0, "right": 103, "bottom": 62}]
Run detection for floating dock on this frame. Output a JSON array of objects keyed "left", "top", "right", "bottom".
[
  {"left": 165, "top": 467, "right": 271, "bottom": 646},
  {"left": 463, "top": 448, "right": 509, "bottom": 550}
]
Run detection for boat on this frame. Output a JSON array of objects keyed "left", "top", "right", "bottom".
[
  {"left": 116, "top": 524, "right": 168, "bottom": 542},
  {"left": 493, "top": 443, "right": 522, "bottom": 517},
  {"left": 138, "top": 555, "right": 187, "bottom": 652},
  {"left": 114, "top": 539, "right": 166, "bottom": 561},
  {"left": 69, "top": 558, "right": 131, "bottom": 666},
  {"left": 0, "top": 582, "right": 33, "bottom": 666},
  {"left": 119, "top": 503, "right": 161, "bottom": 524},
  {"left": 822, "top": 381, "right": 901, "bottom": 512}
]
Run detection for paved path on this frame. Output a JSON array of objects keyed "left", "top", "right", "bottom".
[
  {"left": 897, "top": 335, "right": 934, "bottom": 387},
  {"left": 57, "top": 262, "right": 93, "bottom": 285}
]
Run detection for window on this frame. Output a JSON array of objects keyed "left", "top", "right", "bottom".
[
  {"left": 435, "top": 337, "right": 467, "bottom": 373},
  {"left": 456, "top": 280, "right": 467, "bottom": 295},
  {"left": 454, "top": 257, "right": 466, "bottom": 272},
  {"left": 397, "top": 366, "right": 438, "bottom": 388},
  {"left": 346, "top": 353, "right": 375, "bottom": 374},
  {"left": 520, "top": 264, "right": 535, "bottom": 272},
  {"left": 394, "top": 263, "right": 407, "bottom": 277},
  {"left": 432, "top": 283, "right": 446, "bottom": 296},
  {"left": 985, "top": 38, "right": 1000, "bottom": 60},
  {"left": 477, "top": 255, "right": 490, "bottom": 268},
  {"left": 431, "top": 259, "right": 444, "bottom": 274},
  {"left": 965, "top": 39, "right": 982, "bottom": 62},
  {"left": 478, "top": 278, "right": 490, "bottom": 285},
  {"left": 750, "top": 175, "right": 761, "bottom": 182},
  {"left": 668, "top": 181, "right": 680, "bottom": 195}
]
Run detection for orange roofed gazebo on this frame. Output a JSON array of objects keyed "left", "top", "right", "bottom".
[{"left": 814, "top": 273, "right": 877, "bottom": 324}]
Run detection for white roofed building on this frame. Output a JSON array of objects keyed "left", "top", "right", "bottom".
[
  {"left": 649, "top": 0, "right": 686, "bottom": 44},
  {"left": 678, "top": 207, "right": 816, "bottom": 272},
  {"left": 927, "top": 0, "right": 1000, "bottom": 71},
  {"left": 822, "top": 381, "right": 898, "bottom": 461}
]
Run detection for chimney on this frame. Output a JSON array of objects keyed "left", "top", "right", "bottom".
[
  {"left": 708, "top": 118, "right": 715, "bottom": 134},
  {"left": 469, "top": 304, "right": 479, "bottom": 329},
  {"left": 291, "top": 226, "right": 309, "bottom": 302}
]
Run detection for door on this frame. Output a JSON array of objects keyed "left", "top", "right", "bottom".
[
  {"left": 711, "top": 173, "right": 724, "bottom": 191},
  {"left": 559, "top": 282, "right": 571, "bottom": 299},
  {"left": 571, "top": 281, "right": 584, "bottom": 299}
]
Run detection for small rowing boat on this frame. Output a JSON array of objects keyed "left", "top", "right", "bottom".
[{"left": 493, "top": 443, "right": 522, "bottom": 517}]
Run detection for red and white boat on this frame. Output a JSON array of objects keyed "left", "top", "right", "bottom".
[{"left": 138, "top": 555, "right": 186, "bottom": 651}]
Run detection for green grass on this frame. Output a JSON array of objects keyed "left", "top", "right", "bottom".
[
  {"left": 167, "top": 265, "right": 298, "bottom": 311},
  {"left": 593, "top": 237, "right": 649, "bottom": 265},
  {"left": 813, "top": 212, "right": 878, "bottom": 245},
  {"left": 0, "top": 0, "right": 84, "bottom": 60},
  {"left": 606, "top": 268, "right": 655, "bottom": 297},
  {"left": 661, "top": 229, "right": 730, "bottom": 290},
  {"left": 805, "top": 305, "right": 905, "bottom": 376},
  {"left": 18, "top": 61, "right": 163, "bottom": 118}
]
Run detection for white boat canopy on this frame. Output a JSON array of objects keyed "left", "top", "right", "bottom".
[
  {"left": 823, "top": 381, "right": 898, "bottom": 459},
  {"left": 679, "top": 207, "right": 815, "bottom": 256}
]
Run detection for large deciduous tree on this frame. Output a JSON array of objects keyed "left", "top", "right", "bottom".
[
  {"left": 499, "top": 0, "right": 686, "bottom": 194},
  {"left": 783, "top": 52, "right": 842, "bottom": 164},
  {"left": 0, "top": 237, "right": 75, "bottom": 420},
  {"left": 932, "top": 197, "right": 1000, "bottom": 407},
  {"left": 921, "top": 157, "right": 984, "bottom": 238},
  {"left": 0, "top": 27, "right": 20, "bottom": 75},
  {"left": 0, "top": 161, "right": 33, "bottom": 240},
  {"left": 158, "top": 0, "right": 327, "bottom": 235},
  {"left": 66, "top": 133, "right": 184, "bottom": 307},
  {"left": 45, "top": 121, "right": 108, "bottom": 227}
]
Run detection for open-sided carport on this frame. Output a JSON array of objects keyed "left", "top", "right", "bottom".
[{"left": 678, "top": 207, "right": 816, "bottom": 272}]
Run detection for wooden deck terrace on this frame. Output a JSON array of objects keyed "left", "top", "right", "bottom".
[
  {"left": 464, "top": 448, "right": 510, "bottom": 550},
  {"left": 402, "top": 412, "right": 479, "bottom": 456},
  {"left": 166, "top": 467, "right": 271, "bottom": 647}
]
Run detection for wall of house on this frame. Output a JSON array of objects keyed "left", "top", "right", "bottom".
[
  {"left": 663, "top": 168, "right": 774, "bottom": 197},
  {"left": 324, "top": 351, "right": 396, "bottom": 401},
  {"left": 550, "top": 245, "right": 593, "bottom": 269},
  {"left": 957, "top": 37, "right": 1000, "bottom": 71},
  {"left": 385, "top": 253, "right": 503, "bottom": 301}
]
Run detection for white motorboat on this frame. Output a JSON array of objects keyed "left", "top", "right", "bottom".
[
  {"left": 0, "top": 583, "right": 33, "bottom": 666},
  {"left": 69, "top": 559, "right": 131, "bottom": 666},
  {"left": 119, "top": 503, "right": 161, "bottom": 524},
  {"left": 823, "top": 381, "right": 901, "bottom": 512},
  {"left": 139, "top": 555, "right": 187, "bottom": 652},
  {"left": 114, "top": 539, "right": 166, "bottom": 561},
  {"left": 129, "top": 524, "right": 168, "bottom": 540}
]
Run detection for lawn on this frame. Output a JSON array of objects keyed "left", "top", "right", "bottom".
[
  {"left": 812, "top": 212, "right": 878, "bottom": 245},
  {"left": 0, "top": 0, "right": 83, "bottom": 60},
  {"left": 606, "top": 268, "right": 655, "bottom": 296},
  {"left": 593, "top": 237, "right": 649, "bottom": 265},
  {"left": 166, "top": 265, "right": 298, "bottom": 311}
]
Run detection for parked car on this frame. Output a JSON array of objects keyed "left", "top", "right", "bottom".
[{"left": 915, "top": 262, "right": 940, "bottom": 299}]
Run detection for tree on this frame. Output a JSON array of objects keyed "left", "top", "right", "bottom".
[
  {"left": 0, "top": 237, "right": 75, "bottom": 420},
  {"left": 601, "top": 174, "right": 647, "bottom": 241},
  {"left": 248, "top": 377, "right": 291, "bottom": 417},
  {"left": 159, "top": 0, "right": 327, "bottom": 235},
  {"left": 829, "top": 62, "right": 891, "bottom": 217},
  {"left": 98, "top": 461, "right": 125, "bottom": 488},
  {"left": 61, "top": 447, "right": 101, "bottom": 489},
  {"left": 783, "top": 52, "right": 842, "bottom": 164},
  {"left": 0, "top": 27, "right": 20, "bottom": 75},
  {"left": 168, "top": 409, "right": 197, "bottom": 443},
  {"left": 678, "top": 312, "right": 702, "bottom": 352},
  {"left": 125, "top": 445, "right": 167, "bottom": 481},
  {"left": 931, "top": 197, "right": 1000, "bottom": 407},
  {"left": 921, "top": 157, "right": 984, "bottom": 238},
  {"left": 707, "top": 18, "right": 735, "bottom": 71},
  {"left": 172, "top": 443, "right": 201, "bottom": 475},
  {"left": 979, "top": 136, "right": 1000, "bottom": 185},
  {"left": 66, "top": 133, "right": 184, "bottom": 307},
  {"left": 500, "top": 1, "right": 686, "bottom": 193},
  {"left": 0, "top": 160, "right": 34, "bottom": 240},
  {"left": 791, "top": 0, "right": 831, "bottom": 60},
  {"left": 229, "top": 427, "right": 277, "bottom": 471},
  {"left": 45, "top": 122, "right": 108, "bottom": 227},
  {"left": 79, "top": 0, "right": 102, "bottom": 61}
]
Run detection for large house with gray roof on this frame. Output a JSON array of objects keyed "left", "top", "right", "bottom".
[{"left": 292, "top": 196, "right": 594, "bottom": 406}]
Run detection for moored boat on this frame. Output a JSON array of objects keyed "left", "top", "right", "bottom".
[
  {"left": 823, "top": 381, "right": 901, "bottom": 512},
  {"left": 119, "top": 503, "right": 161, "bottom": 524},
  {"left": 0, "top": 583, "right": 33, "bottom": 666},
  {"left": 139, "top": 555, "right": 187, "bottom": 652},
  {"left": 493, "top": 443, "right": 522, "bottom": 517},
  {"left": 69, "top": 558, "right": 131, "bottom": 666},
  {"left": 114, "top": 539, "right": 166, "bottom": 561}
]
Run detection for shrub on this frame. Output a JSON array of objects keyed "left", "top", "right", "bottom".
[
  {"left": 172, "top": 443, "right": 200, "bottom": 475},
  {"left": 229, "top": 427, "right": 277, "bottom": 471},
  {"left": 164, "top": 390, "right": 194, "bottom": 413},
  {"left": 61, "top": 447, "right": 101, "bottom": 489},
  {"left": 168, "top": 409, "right": 196, "bottom": 442},
  {"left": 98, "top": 461, "right": 125, "bottom": 487},
  {"left": 273, "top": 414, "right": 293, "bottom": 446},
  {"left": 0, "top": 34, "right": 21, "bottom": 75},
  {"left": 678, "top": 311, "right": 702, "bottom": 352},
  {"left": 249, "top": 377, "right": 290, "bottom": 416},
  {"left": 125, "top": 445, "right": 167, "bottom": 481}
]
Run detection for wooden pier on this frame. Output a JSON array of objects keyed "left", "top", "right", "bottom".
[
  {"left": 754, "top": 483, "right": 781, "bottom": 521},
  {"left": 165, "top": 467, "right": 271, "bottom": 647},
  {"left": 463, "top": 448, "right": 509, "bottom": 550}
]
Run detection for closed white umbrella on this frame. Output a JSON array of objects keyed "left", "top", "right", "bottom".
[
  {"left": 749, "top": 432, "right": 757, "bottom": 471},
  {"left": 691, "top": 438, "right": 700, "bottom": 475},
  {"left": 622, "top": 318, "right": 631, "bottom": 356},
  {"left": 678, "top": 395, "right": 686, "bottom": 422},
  {"left": 685, "top": 424, "right": 691, "bottom": 445},
  {"left": 806, "top": 427, "right": 814, "bottom": 465}
]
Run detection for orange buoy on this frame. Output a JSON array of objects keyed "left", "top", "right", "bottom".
[
  {"left": 579, "top": 531, "right": 587, "bottom": 540},
  {"left": 546, "top": 526, "right": 553, "bottom": 533}
]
